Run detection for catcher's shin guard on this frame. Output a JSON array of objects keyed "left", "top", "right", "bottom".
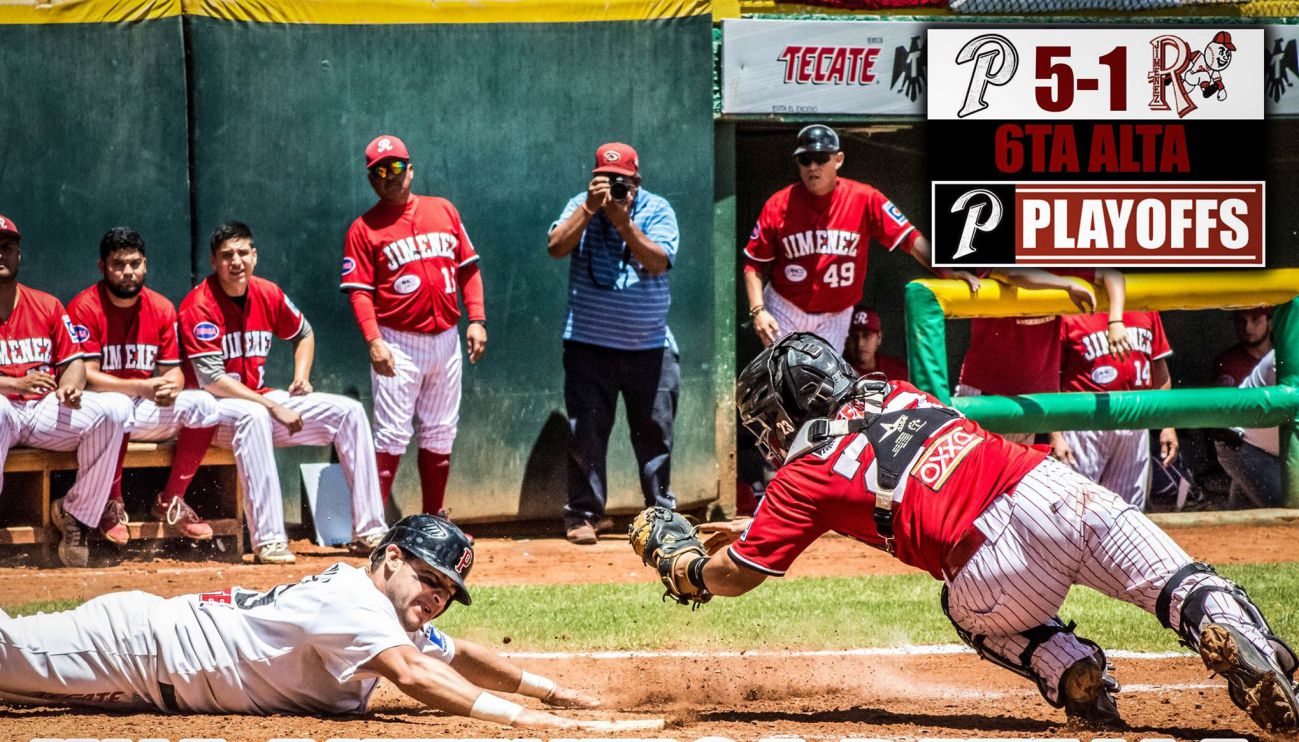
[
  {"left": 1156, "top": 562, "right": 1298, "bottom": 679},
  {"left": 940, "top": 586, "right": 1119, "bottom": 718}
]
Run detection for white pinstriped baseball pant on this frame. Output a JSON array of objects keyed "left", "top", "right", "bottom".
[
  {"left": 126, "top": 389, "right": 220, "bottom": 441},
  {"left": 763, "top": 285, "right": 854, "bottom": 356},
  {"left": 946, "top": 456, "right": 1274, "bottom": 704},
  {"left": 1061, "top": 428, "right": 1151, "bottom": 510},
  {"left": 210, "top": 390, "right": 385, "bottom": 548},
  {"left": 371, "top": 326, "right": 461, "bottom": 456},
  {"left": 0, "top": 391, "right": 132, "bottom": 527}
]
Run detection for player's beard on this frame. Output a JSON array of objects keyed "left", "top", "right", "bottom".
[{"left": 106, "top": 279, "right": 143, "bottom": 299}]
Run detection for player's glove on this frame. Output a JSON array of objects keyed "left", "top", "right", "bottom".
[{"left": 628, "top": 507, "right": 712, "bottom": 608}]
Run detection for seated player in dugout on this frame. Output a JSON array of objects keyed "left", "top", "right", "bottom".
[
  {"left": 632, "top": 333, "right": 1299, "bottom": 733},
  {"left": 0, "top": 515, "right": 612, "bottom": 728},
  {"left": 178, "top": 221, "right": 388, "bottom": 565},
  {"left": 0, "top": 213, "right": 133, "bottom": 568},
  {"left": 842, "top": 307, "right": 907, "bottom": 381}
]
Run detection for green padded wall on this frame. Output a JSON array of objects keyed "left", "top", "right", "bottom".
[
  {"left": 185, "top": 16, "right": 717, "bottom": 522},
  {"left": 0, "top": 19, "right": 193, "bottom": 303}
]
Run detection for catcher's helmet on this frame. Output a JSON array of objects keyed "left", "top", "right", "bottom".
[
  {"left": 737, "top": 332, "right": 858, "bottom": 466},
  {"left": 374, "top": 514, "right": 474, "bottom": 606},
  {"left": 793, "top": 124, "right": 841, "bottom": 156}
]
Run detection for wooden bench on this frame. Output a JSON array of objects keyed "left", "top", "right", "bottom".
[{"left": 1, "top": 442, "right": 244, "bottom": 560}]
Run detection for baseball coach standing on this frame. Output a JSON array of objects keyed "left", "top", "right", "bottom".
[{"left": 546, "top": 143, "right": 680, "bottom": 545}]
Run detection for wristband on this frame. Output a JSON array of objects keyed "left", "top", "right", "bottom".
[
  {"left": 470, "top": 692, "right": 524, "bottom": 725},
  {"left": 518, "top": 670, "right": 557, "bottom": 700},
  {"left": 686, "top": 555, "right": 709, "bottom": 593},
  {"left": 1108, "top": 320, "right": 1124, "bottom": 325},
  {"left": 749, "top": 305, "right": 766, "bottom": 317}
]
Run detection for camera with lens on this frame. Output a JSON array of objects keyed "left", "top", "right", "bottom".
[{"left": 608, "top": 175, "right": 632, "bottom": 202}]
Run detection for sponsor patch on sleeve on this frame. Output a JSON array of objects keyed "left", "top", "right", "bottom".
[
  {"left": 749, "top": 222, "right": 762, "bottom": 242},
  {"left": 283, "top": 295, "right": 301, "bottom": 317},
  {"left": 341, "top": 257, "right": 356, "bottom": 277},
  {"left": 62, "top": 315, "right": 80, "bottom": 343},
  {"left": 883, "top": 200, "right": 910, "bottom": 227},
  {"left": 71, "top": 324, "right": 91, "bottom": 344},
  {"left": 424, "top": 623, "right": 449, "bottom": 650},
  {"left": 193, "top": 321, "right": 221, "bottom": 342}
]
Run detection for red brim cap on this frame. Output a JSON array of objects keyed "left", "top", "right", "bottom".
[
  {"left": 366, "top": 135, "right": 410, "bottom": 168},
  {"left": 593, "top": 142, "right": 639, "bottom": 177},
  {"left": 0, "top": 214, "right": 19, "bottom": 239},
  {"left": 851, "top": 310, "right": 881, "bottom": 333}
]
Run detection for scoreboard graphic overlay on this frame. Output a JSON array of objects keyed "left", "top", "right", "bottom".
[{"left": 928, "top": 28, "right": 1265, "bottom": 268}]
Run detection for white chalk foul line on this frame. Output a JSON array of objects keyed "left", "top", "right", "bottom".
[{"left": 503, "top": 646, "right": 1191, "bottom": 661}]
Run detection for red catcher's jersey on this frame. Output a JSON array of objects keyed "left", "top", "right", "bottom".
[
  {"left": 68, "top": 283, "right": 180, "bottom": 381},
  {"left": 1060, "top": 311, "right": 1171, "bottom": 393},
  {"left": 0, "top": 285, "right": 84, "bottom": 401},
  {"left": 178, "top": 276, "right": 305, "bottom": 393},
  {"left": 729, "top": 381, "right": 1047, "bottom": 580},
  {"left": 744, "top": 178, "right": 918, "bottom": 314},
  {"left": 341, "top": 194, "right": 480, "bottom": 334}
]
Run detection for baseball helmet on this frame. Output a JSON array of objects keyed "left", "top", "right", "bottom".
[
  {"left": 737, "top": 332, "right": 858, "bottom": 466},
  {"left": 793, "top": 124, "right": 841, "bottom": 156},
  {"left": 374, "top": 514, "right": 474, "bottom": 606}
]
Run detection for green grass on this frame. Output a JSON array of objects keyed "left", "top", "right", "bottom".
[{"left": 7, "top": 563, "right": 1298, "bottom": 653}]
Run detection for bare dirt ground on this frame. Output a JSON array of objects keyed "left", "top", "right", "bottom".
[{"left": 2, "top": 522, "right": 1297, "bottom": 741}]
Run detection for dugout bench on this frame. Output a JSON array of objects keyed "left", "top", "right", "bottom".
[{"left": 0, "top": 442, "right": 244, "bottom": 562}]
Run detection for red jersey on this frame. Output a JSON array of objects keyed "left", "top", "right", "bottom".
[
  {"left": 853, "top": 352, "right": 909, "bottom": 381},
  {"left": 68, "top": 283, "right": 179, "bottom": 381},
  {"left": 1060, "top": 311, "right": 1171, "bottom": 393},
  {"left": 341, "top": 194, "right": 479, "bottom": 334},
  {"left": 178, "top": 276, "right": 305, "bottom": 393},
  {"left": 0, "top": 285, "right": 84, "bottom": 401},
  {"left": 744, "top": 178, "right": 919, "bottom": 314},
  {"left": 730, "top": 381, "right": 1047, "bottom": 580},
  {"left": 1212, "top": 343, "right": 1265, "bottom": 388},
  {"left": 959, "top": 269, "right": 1099, "bottom": 395}
]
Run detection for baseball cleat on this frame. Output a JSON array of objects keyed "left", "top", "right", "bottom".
[
  {"left": 254, "top": 541, "right": 297, "bottom": 565},
  {"left": 1060, "top": 655, "right": 1122, "bottom": 728},
  {"left": 348, "top": 531, "right": 386, "bottom": 556},
  {"left": 98, "top": 499, "right": 130, "bottom": 546},
  {"left": 1199, "top": 623, "right": 1299, "bottom": 732},
  {"left": 52, "top": 498, "right": 91, "bottom": 568},
  {"left": 152, "top": 495, "right": 214, "bottom": 541}
]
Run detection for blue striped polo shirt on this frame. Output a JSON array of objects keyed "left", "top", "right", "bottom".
[{"left": 551, "top": 188, "right": 679, "bottom": 352}]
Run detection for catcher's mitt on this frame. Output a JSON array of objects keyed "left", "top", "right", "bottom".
[{"left": 628, "top": 507, "right": 711, "bottom": 607}]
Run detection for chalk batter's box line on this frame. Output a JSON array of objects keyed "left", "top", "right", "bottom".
[{"left": 500, "top": 645, "right": 1189, "bottom": 660}]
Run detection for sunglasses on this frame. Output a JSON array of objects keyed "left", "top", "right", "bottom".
[
  {"left": 369, "top": 160, "right": 409, "bottom": 179},
  {"left": 796, "top": 152, "right": 833, "bottom": 167}
]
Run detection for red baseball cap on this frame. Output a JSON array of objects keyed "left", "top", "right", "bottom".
[
  {"left": 851, "top": 308, "right": 881, "bottom": 333},
  {"left": 592, "top": 142, "right": 639, "bottom": 177},
  {"left": 1212, "top": 31, "right": 1236, "bottom": 51},
  {"left": 365, "top": 135, "right": 410, "bottom": 168},
  {"left": 0, "top": 214, "right": 19, "bottom": 240}
]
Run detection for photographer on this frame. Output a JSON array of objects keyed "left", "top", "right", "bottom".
[{"left": 547, "top": 143, "right": 679, "bottom": 545}]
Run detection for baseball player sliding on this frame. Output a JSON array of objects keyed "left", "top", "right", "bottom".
[
  {"left": 0, "top": 515, "right": 616, "bottom": 729},
  {"left": 0, "top": 214, "right": 132, "bottom": 568},
  {"left": 69, "top": 227, "right": 217, "bottom": 543},
  {"left": 343, "top": 135, "right": 486, "bottom": 520},
  {"left": 632, "top": 333, "right": 1299, "bottom": 733},
  {"left": 179, "top": 221, "right": 387, "bottom": 564},
  {"left": 743, "top": 125, "right": 977, "bottom": 353}
]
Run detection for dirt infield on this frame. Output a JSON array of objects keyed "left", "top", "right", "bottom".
[{"left": 2, "top": 522, "right": 1297, "bottom": 741}]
